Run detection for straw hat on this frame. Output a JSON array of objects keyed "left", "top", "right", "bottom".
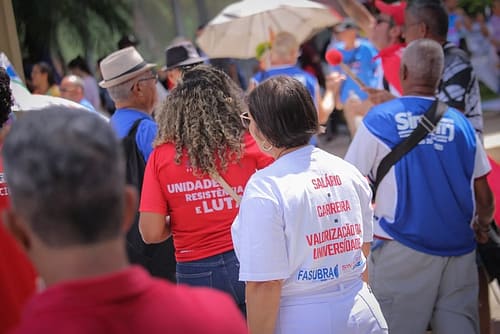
[{"left": 99, "top": 47, "right": 156, "bottom": 88}]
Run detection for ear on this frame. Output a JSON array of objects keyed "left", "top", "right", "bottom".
[
  {"left": 3, "top": 209, "right": 32, "bottom": 252},
  {"left": 401, "top": 64, "right": 409, "bottom": 81},
  {"left": 130, "top": 80, "right": 144, "bottom": 98},
  {"left": 122, "top": 185, "right": 138, "bottom": 233},
  {"left": 421, "top": 22, "right": 429, "bottom": 37}
]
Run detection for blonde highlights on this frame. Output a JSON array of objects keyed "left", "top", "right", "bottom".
[{"left": 154, "top": 65, "right": 246, "bottom": 176}]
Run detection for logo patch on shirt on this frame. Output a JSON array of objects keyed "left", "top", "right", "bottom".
[
  {"left": 297, "top": 265, "right": 339, "bottom": 282},
  {"left": 395, "top": 112, "right": 455, "bottom": 149}
]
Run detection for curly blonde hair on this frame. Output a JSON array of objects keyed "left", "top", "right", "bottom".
[{"left": 154, "top": 65, "right": 247, "bottom": 176}]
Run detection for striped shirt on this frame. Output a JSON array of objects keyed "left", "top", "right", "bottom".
[{"left": 438, "top": 42, "right": 483, "bottom": 139}]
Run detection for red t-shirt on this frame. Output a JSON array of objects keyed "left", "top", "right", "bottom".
[
  {"left": 11, "top": 266, "right": 248, "bottom": 334},
  {"left": 140, "top": 133, "right": 273, "bottom": 262},
  {"left": 0, "top": 154, "right": 37, "bottom": 333}
]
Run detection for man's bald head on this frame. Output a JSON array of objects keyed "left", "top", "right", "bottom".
[
  {"left": 401, "top": 39, "right": 444, "bottom": 93},
  {"left": 60, "top": 75, "right": 85, "bottom": 103}
]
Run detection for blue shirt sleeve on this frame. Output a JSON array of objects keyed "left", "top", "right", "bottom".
[{"left": 136, "top": 119, "right": 158, "bottom": 161}]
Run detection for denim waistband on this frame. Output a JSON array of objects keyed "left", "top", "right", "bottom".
[{"left": 176, "top": 249, "right": 237, "bottom": 267}]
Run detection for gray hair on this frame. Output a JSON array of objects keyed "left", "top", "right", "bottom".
[
  {"left": 3, "top": 107, "right": 126, "bottom": 247},
  {"left": 106, "top": 78, "right": 135, "bottom": 102},
  {"left": 402, "top": 38, "right": 444, "bottom": 88},
  {"left": 107, "top": 71, "right": 152, "bottom": 102}
]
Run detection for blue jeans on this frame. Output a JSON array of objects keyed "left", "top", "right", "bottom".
[{"left": 176, "top": 250, "right": 246, "bottom": 315}]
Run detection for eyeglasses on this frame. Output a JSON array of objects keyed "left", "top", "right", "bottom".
[
  {"left": 240, "top": 111, "right": 251, "bottom": 129},
  {"left": 131, "top": 73, "right": 158, "bottom": 91},
  {"left": 137, "top": 73, "right": 158, "bottom": 84}
]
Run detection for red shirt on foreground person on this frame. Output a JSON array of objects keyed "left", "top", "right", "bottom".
[
  {"left": 11, "top": 267, "right": 247, "bottom": 334},
  {"left": 2, "top": 108, "right": 247, "bottom": 334}
]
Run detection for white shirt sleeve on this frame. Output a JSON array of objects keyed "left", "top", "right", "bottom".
[
  {"left": 354, "top": 174, "right": 374, "bottom": 243},
  {"left": 473, "top": 134, "right": 491, "bottom": 179},
  {"left": 232, "top": 183, "right": 289, "bottom": 282},
  {"left": 344, "top": 122, "right": 380, "bottom": 181}
]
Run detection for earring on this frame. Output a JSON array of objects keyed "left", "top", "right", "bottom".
[{"left": 262, "top": 141, "right": 273, "bottom": 152}]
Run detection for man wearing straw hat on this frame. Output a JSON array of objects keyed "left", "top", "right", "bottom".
[{"left": 99, "top": 46, "right": 176, "bottom": 281}]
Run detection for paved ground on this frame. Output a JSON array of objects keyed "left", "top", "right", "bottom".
[{"left": 316, "top": 105, "right": 500, "bottom": 333}]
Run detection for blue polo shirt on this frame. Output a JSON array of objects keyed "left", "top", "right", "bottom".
[
  {"left": 251, "top": 65, "right": 319, "bottom": 103},
  {"left": 110, "top": 108, "right": 157, "bottom": 161}
]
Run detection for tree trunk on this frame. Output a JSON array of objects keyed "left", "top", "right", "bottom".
[{"left": 171, "top": 0, "right": 185, "bottom": 37}]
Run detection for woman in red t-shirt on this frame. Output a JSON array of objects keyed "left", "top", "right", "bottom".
[{"left": 139, "top": 65, "right": 273, "bottom": 314}]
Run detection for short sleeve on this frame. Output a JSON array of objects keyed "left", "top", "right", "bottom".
[
  {"left": 232, "top": 182, "right": 289, "bottom": 282},
  {"left": 473, "top": 135, "right": 491, "bottom": 179},
  {"left": 139, "top": 150, "right": 168, "bottom": 215},
  {"left": 344, "top": 122, "right": 380, "bottom": 181},
  {"left": 354, "top": 174, "right": 374, "bottom": 242}
]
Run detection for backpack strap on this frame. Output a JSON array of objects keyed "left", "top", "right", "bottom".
[
  {"left": 127, "top": 117, "right": 147, "bottom": 138},
  {"left": 371, "top": 99, "right": 447, "bottom": 198}
]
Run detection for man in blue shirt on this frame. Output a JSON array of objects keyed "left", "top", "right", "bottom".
[
  {"left": 99, "top": 46, "right": 176, "bottom": 282},
  {"left": 100, "top": 47, "right": 158, "bottom": 162},
  {"left": 328, "top": 18, "right": 379, "bottom": 105},
  {"left": 345, "top": 39, "right": 494, "bottom": 334},
  {"left": 248, "top": 31, "right": 329, "bottom": 126}
]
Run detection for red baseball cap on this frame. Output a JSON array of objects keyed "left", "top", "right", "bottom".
[{"left": 375, "top": 0, "right": 406, "bottom": 26}]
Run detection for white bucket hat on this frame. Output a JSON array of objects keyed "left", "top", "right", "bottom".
[{"left": 99, "top": 47, "right": 156, "bottom": 88}]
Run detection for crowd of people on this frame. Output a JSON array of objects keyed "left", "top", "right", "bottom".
[{"left": 0, "top": 0, "right": 499, "bottom": 333}]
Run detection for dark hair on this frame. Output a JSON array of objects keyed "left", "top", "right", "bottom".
[
  {"left": 3, "top": 108, "right": 126, "bottom": 247},
  {"left": 248, "top": 76, "right": 318, "bottom": 148},
  {"left": 35, "top": 62, "right": 57, "bottom": 86},
  {"left": 68, "top": 55, "right": 91, "bottom": 75},
  {"left": 406, "top": 0, "right": 449, "bottom": 40},
  {"left": 0, "top": 67, "right": 13, "bottom": 126}
]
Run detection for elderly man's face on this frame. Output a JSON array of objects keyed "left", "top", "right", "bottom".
[
  {"left": 134, "top": 71, "right": 158, "bottom": 112},
  {"left": 60, "top": 79, "right": 82, "bottom": 103}
]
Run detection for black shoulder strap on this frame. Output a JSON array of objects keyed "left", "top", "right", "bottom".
[
  {"left": 127, "top": 117, "right": 146, "bottom": 138},
  {"left": 122, "top": 117, "right": 148, "bottom": 191},
  {"left": 372, "top": 100, "right": 447, "bottom": 198}
]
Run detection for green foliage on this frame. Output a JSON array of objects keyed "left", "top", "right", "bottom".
[
  {"left": 12, "top": 0, "right": 239, "bottom": 72},
  {"left": 13, "top": 0, "right": 131, "bottom": 63},
  {"left": 458, "top": 0, "right": 492, "bottom": 14}
]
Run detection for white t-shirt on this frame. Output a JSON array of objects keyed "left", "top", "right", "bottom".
[{"left": 231, "top": 145, "right": 373, "bottom": 297}]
